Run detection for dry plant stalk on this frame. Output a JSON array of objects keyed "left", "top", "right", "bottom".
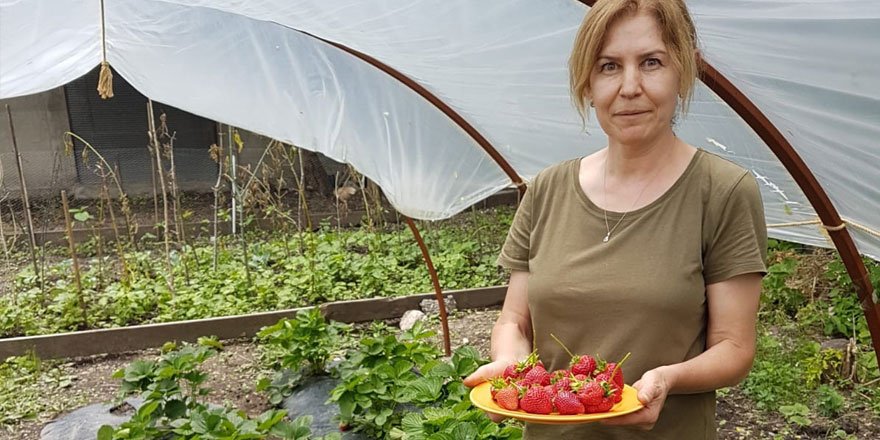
[
  {"left": 101, "top": 172, "right": 129, "bottom": 284},
  {"left": 147, "top": 101, "right": 175, "bottom": 294},
  {"left": 0, "top": 195, "right": 9, "bottom": 269},
  {"left": 4, "top": 201, "right": 20, "bottom": 257},
  {"left": 61, "top": 190, "right": 87, "bottom": 325},
  {"left": 6, "top": 105, "right": 40, "bottom": 286},
  {"left": 157, "top": 112, "right": 196, "bottom": 283},
  {"left": 209, "top": 141, "right": 225, "bottom": 272},
  {"left": 64, "top": 132, "right": 138, "bottom": 251}
]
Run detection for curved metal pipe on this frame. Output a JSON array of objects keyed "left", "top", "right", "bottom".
[
  {"left": 298, "top": 30, "right": 526, "bottom": 198},
  {"left": 576, "top": 0, "right": 880, "bottom": 364},
  {"left": 405, "top": 216, "right": 452, "bottom": 356}
]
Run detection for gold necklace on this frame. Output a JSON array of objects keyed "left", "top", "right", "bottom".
[{"left": 601, "top": 155, "right": 665, "bottom": 243}]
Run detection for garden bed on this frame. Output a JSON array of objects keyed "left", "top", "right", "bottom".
[{"left": 3, "top": 307, "right": 879, "bottom": 439}]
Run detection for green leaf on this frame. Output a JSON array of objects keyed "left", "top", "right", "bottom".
[
  {"left": 97, "top": 425, "right": 115, "bottom": 440},
  {"left": 197, "top": 336, "right": 224, "bottom": 350},
  {"left": 408, "top": 376, "right": 444, "bottom": 402},
  {"left": 73, "top": 211, "right": 92, "bottom": 222}
]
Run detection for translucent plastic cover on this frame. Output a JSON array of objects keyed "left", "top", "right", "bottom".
[{"left": 1, "top": 0, "right": 878, "bottom": 259}]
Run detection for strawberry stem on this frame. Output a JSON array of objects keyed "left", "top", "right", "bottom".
[
  {"left": 549, "top": 333, "right": 576, "bottom": 358},
  {"left": 610, "top": 352, "right": 631, "bottom": 378}
]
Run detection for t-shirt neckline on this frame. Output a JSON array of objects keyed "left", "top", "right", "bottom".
[{"left": 571, "top": 148, "right": 704, "bottom": 219}]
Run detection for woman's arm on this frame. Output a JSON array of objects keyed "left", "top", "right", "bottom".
[
  {"left": 464, "top": 270, "right": 533, "bottom": 387},
  {"left": 603, "top": 272, "right": 762, "bottom": 429}
]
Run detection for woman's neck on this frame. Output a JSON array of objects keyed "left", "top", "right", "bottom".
[{"left": 605, "top": 130, "right": 682, "bottom": 178}]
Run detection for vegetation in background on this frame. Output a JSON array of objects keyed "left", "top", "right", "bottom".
[
  {"left": 740, "top": 239, "right": 880, "bottom": 437},
  {"left": 0, "top": 207, "right": 514, "bottom": 337}
]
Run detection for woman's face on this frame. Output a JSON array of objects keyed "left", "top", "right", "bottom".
[{"left": 588, "top": 12, "right": 680, "bottom": 147}]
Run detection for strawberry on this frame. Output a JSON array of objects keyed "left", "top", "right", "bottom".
[
  {"left": 503, "top": 351, "right": 542, "bottom": 380},
  {"left": 570, "top": 354, "right": 597, "bottom": 377},
  {"left": 552, "top": 375, "right": 572, "bottom": 394},
  {"left": 554, "top": 390, "right": 585, "bottom": 415},
  {"left": 522, "top": 364, "right": 551, "bottom": 387},
  {"left": 577, "top": 379, "right": 618, "bottom": 413},
  {"left": 489, "top": 377, "right": 508, "bottom": 398},
  {"left": 598, "top": 352, "right": 631, "bottom": 390},
  {"left": 576, "top": 380, "right": 606, "bottom": 408},
  {"left": 612, "top": 385, "right": 623, "bottom": 403},
  {"left": 589, "top": 396, "right": 615, "bottom": 413},
  {"left": 550, "top": 369, "right": 570, "bottom": 382},
  {"left": 494, "top": 385, "right": 521, "bottom": 411},
  {"left": 549, "top": 333, "right": 598, "bottom": 378},
  {"left": 519, "top": 385, "right": 554, "bottom": 414},
  {"left": 502, "top": 364, "right": 520, "bottom": 380}
]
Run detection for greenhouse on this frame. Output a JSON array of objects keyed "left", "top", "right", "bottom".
[{"left": 1, "top": 0, "right": 878, "bottom": 438}]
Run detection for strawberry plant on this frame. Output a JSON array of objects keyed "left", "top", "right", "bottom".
[
  {"left": 390, "top": 406, "right": 522, "bottom": 440},
  {"left": 328, "top": 323, "right": 441, "bottom": 438},
  {"left": 258, "top": 308, "right": 348, "bottom": 375},
  {"left": 99, "top": 338, "right": 335, "bottom": 440},
  {"left": 257, "top": 309, "right": 349, "bottom": 404}
]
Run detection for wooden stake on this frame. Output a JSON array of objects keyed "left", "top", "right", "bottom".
[
  {"left": 6, "top": 105, "right": 40, "bottom": 282},
  {"left": 147, "top": 101, "right": 174, "bottom": 293},
  {"left": 61, "top": 190, "right": 87, "bottom": 325}
]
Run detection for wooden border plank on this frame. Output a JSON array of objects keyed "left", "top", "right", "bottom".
[{"left": 0, "top": 286, "right": 507, "bottom": 360}]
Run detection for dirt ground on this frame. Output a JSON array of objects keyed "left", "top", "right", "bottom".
[{"left": 4, "top": 308, "right": 879, "bottom": 440}]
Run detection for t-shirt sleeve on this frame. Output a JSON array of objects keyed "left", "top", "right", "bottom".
[
  {"left": 496, "top": 183, "right": 534, "bottom": 272},
  {"left": 703, "top": 172, "right": 768, "bottom": 284}
]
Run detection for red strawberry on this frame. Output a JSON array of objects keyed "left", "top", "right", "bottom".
[
  {"left": 579, "top": 380, "right": 616, "bottom": 413},
  {"left": 519, "top": 385, "right": 554, "bottom": 414},
  {"left": 589, "top": 396, "right": 615, "bottom": 413},
  {"left": 576, "top": 380, "right": 606, "bottom": 408},
  {"left": 494, "top": 385, "right": 520, "bottom": 411},
  {"left": 554, "top": 390, "right": 585, "bottom": 415},
  {"left": 489, "top": 377, "right": 508, "bottom": 398},
  {"left": 612, "top": 385, "right": 623, "bottom": 403},
  {"left": 502, "top": 363, "right": 520, "bottom": 380},
  {"left": 570, "top": 354, "right": 597, "bottom": 377},
  {"left": 599, "top": 352, "right": 631, "bottom": 389},
  {"left": 553, "top": 376, "right": 572, "bottom": 393},
  {"left": 550, "top": 369, "right": 570, "bottom": 382},
  {"left": 522, "top": 364, "right": 551, "bottom": 387},
  {"left": 503, "top": 352, "right": 542, "bottom": 380}
]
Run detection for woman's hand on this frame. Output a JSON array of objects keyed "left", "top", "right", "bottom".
[
  {"left": 601, "top": 368, "right": 670, "bottom": 430},
  {"left": 463, "top": 359, "right": 515, "bottom": 423}
]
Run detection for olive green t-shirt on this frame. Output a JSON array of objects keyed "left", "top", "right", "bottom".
[{"left": 497, "top": 149, "right": 767, "bottom": 440}]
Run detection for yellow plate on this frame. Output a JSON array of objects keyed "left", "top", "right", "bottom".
[{"left": 469, "top": 382, "right": 644, "bottom": 425}]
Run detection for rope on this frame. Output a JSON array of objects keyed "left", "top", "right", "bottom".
[
  {"left": 97, "top": 0, "right": 113, "bottom": 99},
  {"left": 767, "top": 217, "right": 880, "bottom": 239}
]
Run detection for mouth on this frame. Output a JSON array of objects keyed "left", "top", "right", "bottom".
[{"left": 614, "top": 110, "right": 649, "bottom": 116}]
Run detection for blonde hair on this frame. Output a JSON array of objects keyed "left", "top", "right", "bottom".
[{"left": 569, "top": 0, "right": 698, "bottom": 121}]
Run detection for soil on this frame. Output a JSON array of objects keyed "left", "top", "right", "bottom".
[{"left": 4, "top": 308, "right": 879, "bottom": 440}]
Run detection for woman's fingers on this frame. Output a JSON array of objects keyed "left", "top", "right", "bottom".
[
  {"left": 601, "top": 369, "right": 668, "bottom": 430},
  {"left": 463, "top": 360, "right": 506, "bottom": 387}
]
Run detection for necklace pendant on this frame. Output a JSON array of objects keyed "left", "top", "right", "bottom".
[{"left": 603, "top": 233, "right": 610, "bottom": 243}]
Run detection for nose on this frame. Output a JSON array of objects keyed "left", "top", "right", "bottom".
[{"left": 619, "top": 66, "right": 642, "bottom": 98}]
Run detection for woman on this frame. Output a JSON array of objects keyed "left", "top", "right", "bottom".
[{"left": 463, "top": 0, "right": 767, "bottom": 438}]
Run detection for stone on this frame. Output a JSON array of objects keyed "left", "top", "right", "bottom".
[
  {"left": 399, "top": 310, "right": 426, "bottom": 331},
  {"left": 41, "top": 398, "right": 143, "bottom": 440},
  {"left": 283, "top": 376, "right": 369, "bottom": 440},
  {"left": 419, "top": 296, "right": 457, "bottom": 315},
  {"left": 820, "top": 338, "right": 851, "bottom": 352}
]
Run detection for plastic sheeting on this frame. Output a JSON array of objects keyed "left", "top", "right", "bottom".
[{"left": 1, "top": 0, "right": 878, "bottom": 259}]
